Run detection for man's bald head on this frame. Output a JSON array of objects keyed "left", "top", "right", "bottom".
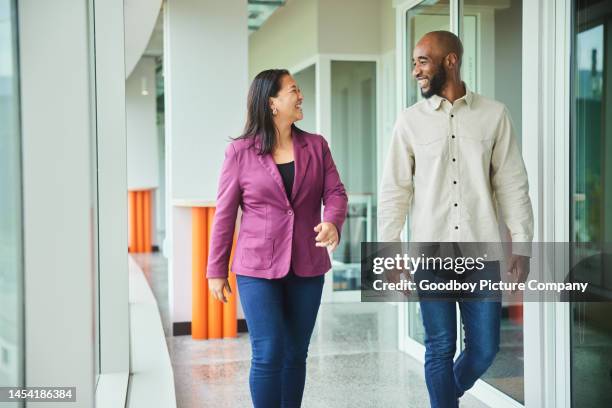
[
  {"left": 412, "top": 30, "right": 464, "bottom": 98},
  {"left": 417, "top": 31, "right": 463, "bottom": 67}
]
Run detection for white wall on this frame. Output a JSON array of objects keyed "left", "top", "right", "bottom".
[
  {"left": 127, "top": 56, "right": 159, "bottom": 190},
  {"left": 250, "top": 0, "right": 395, "bottom": 77},
  {"left": 165, "top": 0, "right": 248, "bottom": 329},
  {"left": 249, "top": 0, "right": 318, "bottom": 79},
  {"left": 318, "top": 0, "right": 381, "bottom": 55},
  {"left": 380, "top": 0, "right": 396, "bottom": 52},
  {"left": 166, "top": 0, "right": 247, "bottom": 201}
]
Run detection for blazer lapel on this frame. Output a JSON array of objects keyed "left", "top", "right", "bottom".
[
  {"left": 291, "top": 128, "right": 311, "bottom": 202},
  {"left": 256, "top": 152, "right": 289, "bottom": 203}
]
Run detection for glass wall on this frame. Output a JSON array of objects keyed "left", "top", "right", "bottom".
[
  {"left": 401, "top": 0, "right": 526, "bottom": 402},
  {"left": 331, "top": 60, "right": 376, "bottom": 292},
  {"left": 0, "top": 0, "right": 24, "bottom": 403},
  {"left": 570, "top": 1, "right": 612, "bottom": 406},
  {"left": 462, "top": 0, "right": 525, "bottom": 403},
  {"left": 404, "top": 0, "right": 450, "bottom": 346}
]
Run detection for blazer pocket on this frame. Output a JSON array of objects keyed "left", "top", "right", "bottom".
[{"left": 240, "top": 237, "right": 275, "bottom": 269}]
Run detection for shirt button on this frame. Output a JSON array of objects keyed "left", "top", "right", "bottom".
[
  {"left": 451, "top": 114, "right": 454, "bottom": 118},
  {"left": 287, "top": 210, "right": 293, "bottom": 216},
  {"left": 454, "top": 203, "right": 458, "bottom": 207},
  {"left": 453, "top": 181, "right": 457, "bottom": 185},
  {"left": 455, "top": 226, "right": 459, "bottom": 230},
  {"left": 452, "top": 135, "right": 456, "bottom": 139},
  {"left": 452, "top": 158, "right": 456, "bottom": 162}
]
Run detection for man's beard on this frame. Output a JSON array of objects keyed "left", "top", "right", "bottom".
[{"left": 420, "top": 64, "right": 446, "bottom": 99}]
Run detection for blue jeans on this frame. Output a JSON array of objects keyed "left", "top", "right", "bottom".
[
  {"left": 415, "top": 261, "right": 502, "bottom": 408},
  {"left": 237, "top": 270, "right": 324, "bottom": 408}
]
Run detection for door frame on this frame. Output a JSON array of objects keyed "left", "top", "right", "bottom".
[
  {"left": 394, "top": 0, "right": 573, "bottom": 406},
  {"left": 291, "top": 54, "right": 382, "bottom": 303}
]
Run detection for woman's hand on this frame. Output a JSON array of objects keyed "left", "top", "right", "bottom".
[
  {"left": 209, "top": 278, "right": 232, "bottom": 303},
  {"left": 314, "top": 222, "right": 339, "bottom": 252}
]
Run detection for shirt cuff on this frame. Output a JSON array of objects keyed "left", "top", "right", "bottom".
[
  {"left": 206, "top": 266, "right": 229, "bottom": 279},
  {"left": 511, "top": 238, "right": 532, "bottom": 258}
]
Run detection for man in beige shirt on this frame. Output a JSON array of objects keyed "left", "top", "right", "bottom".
[{"left": 378, "top": 31, "right": 533, "bottom": 408}]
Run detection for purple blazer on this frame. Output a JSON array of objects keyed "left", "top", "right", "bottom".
[{"left": 206, "top": 128, "right": 348, "bottom": 279}]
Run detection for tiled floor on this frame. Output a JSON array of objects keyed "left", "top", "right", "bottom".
[{"left": 133, "top": 253, "right": 490, "bottom": 408}]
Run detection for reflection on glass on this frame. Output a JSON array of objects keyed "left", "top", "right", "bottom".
[
  {"left": 570, "top": 3, "right": 612, "bottom": 405},
  {"left": 330, "top": 61, "right": 376, "bottom": 291},
  {"left": 405, "top": 0, "right": 450, "bottom": 108},
  {"left": 0, "top": 0, "right": 24, "bottom": 402},
  {"left": 404, "top": 0, "right": 450, "bottom": 343},
  {"left": 461, "top": 0, "right": 525, "bottom": 402}
]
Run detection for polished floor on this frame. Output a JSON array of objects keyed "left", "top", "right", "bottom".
[{"left": 133, "top": 253, "right": 490, "bottom": 408}]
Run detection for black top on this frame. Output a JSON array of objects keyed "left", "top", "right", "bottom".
[{"left": 276, "top": 161, "right": 295, "bottom": 200}]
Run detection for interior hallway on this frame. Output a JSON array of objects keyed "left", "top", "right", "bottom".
[{"left": 132, "top": 253, "right": 490, "bottom": 408}]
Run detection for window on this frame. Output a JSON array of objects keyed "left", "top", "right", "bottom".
[
  {"left": 0, "top": 0, "right": 24, "bottom": 395},
  {"left": 570, "top": 2, "right": 612, "bottom": 406}
]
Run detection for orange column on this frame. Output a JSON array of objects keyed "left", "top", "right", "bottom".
[
  {"left": 207, "top": 207, "right": 223, "bottom": 339},
  {"left": 143, "top": 190, "right": 152, "bottom": 252},
  {"left": 135, "top": 191, "right": 144, "bottom": 252},
  {"left": 191, "top": 207, "right": 208, "bottom": 339},
  {"left": 128, "top": 191, "right": 137, "bottom": 253}
]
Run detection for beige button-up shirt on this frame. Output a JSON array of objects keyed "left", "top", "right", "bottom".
[{"left": 378, "top": 86, "right": 534, "bottom": 257}]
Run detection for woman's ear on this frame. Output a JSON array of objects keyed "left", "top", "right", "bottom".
[{"left": 269, "top": 97, "right": 278, "bottom": 116}]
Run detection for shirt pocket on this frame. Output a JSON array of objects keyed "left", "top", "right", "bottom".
[
  {"left": 412, "top": 135, "right": 448, "bottom": 159},
  {"left": 459, "top": 132, "right": 495, "bottom": 156}
]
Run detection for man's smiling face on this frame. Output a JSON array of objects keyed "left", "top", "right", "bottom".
[{"left": 412, "top": 40, "right": 447, "bottom": 99}]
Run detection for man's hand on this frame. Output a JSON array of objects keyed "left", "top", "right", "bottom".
[
  {"left": 506, "top": 254, "right": 530, "bottom": 292},
  {"left": 384, "top": 268, "right": 412, "bottom": 297},
  {"left": 209, "top": 278, "right": 232, "bottom": 303},
  {"left": 314, "top": 222, "right": 339, "bottom": 252}
]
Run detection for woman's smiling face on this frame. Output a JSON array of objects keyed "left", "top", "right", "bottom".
[{"left": 270, "top": 74, "right": 304, "bottom": 123}]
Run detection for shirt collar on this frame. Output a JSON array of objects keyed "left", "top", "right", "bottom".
[
  {"left": 427, "top": 93, "right": 445, "bottom": 110},
  {"left": 426, "top": 82, "right": 474, "bottom": 110}
]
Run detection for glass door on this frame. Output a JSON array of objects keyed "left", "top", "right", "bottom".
[
  {"left": 462, "top": 0, "right": 525, "bottom": 403},
  {"left": 570, "top": 2, "right": 612, "bottom": 406},
  {"left": 398, "top": 0, "right": 527, "bottom": 405},
  {"left": 402, "top": 0, "right": 451, "bottom": 348},
  {"left": 330, "top": 60, "right": 377, "bottom": 299}
]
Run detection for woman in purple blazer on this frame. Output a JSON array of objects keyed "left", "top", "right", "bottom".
[{"left": 206, "top": 69, "right": 348, "bottom": 407}]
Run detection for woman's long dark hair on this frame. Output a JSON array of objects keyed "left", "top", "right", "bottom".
[{"left": 235, "top": 69, "right": 297, "bottom": 155}]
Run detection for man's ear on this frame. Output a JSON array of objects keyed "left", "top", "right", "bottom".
[{"left": 446, "top": 53, "right": 459, "bottom": 69}]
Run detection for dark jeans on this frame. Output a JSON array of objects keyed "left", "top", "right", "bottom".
[
  {"left": 236, "top": 270, "right": 324, "bottom": 408},
  {"left": 415, "top": 261, "right": 502, "bottom": 408}
]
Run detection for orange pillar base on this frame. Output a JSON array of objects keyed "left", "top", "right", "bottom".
[{"left": 191, "top": 206, "right": 238, "bottom": 340}]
